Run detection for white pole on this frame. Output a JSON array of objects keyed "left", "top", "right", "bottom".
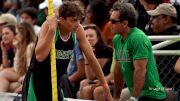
[
  {"left": 148, "top": 35, "right": 180, "bottom": 41},
  {"left": 148, "top": 35, "right": 180, "bottom": 55},
  {"left": 152, "top": 40, "right": 179, "bottom": 50},
  {"left": 153, "top": 50, "right": 180, "bottom": 56}
]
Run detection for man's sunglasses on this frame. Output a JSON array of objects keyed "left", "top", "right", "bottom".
[{"left": 110, "top": 19, "right": 121, "bottom": 24}]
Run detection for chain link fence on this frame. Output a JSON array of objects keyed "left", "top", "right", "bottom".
[
  {"left": 155, "top": 55, "right": 180, "bottom": 91},
  {"left": 149, "top": 35, "right": 180, "bottom": 92}
]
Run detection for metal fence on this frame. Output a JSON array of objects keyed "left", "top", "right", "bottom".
[
  {"left": 156, "top": 55, "right": 180, "bottom": 91},
  {"left": 149, "top": 35, "right": 180, "bottom": 91}
]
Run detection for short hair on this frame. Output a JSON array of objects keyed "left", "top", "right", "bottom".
[
  {"left": 112, "top": 2, "right": 138, "bottom": 28},
  {"left": 58, "top": 1, "right": 84, "bottom": 20},
  {"left": 19, "top": 7, "right": 38, "bottom": 19}
]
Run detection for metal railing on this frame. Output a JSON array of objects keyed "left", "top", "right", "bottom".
[{"left": 148, "top": 35, "right": 180, "bottom": 91}]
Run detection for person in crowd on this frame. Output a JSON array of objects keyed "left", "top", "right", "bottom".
[
  {"left": 0, "top": 24, "right": 16, "bottom": 69},
  {"left": 67, "top": 41, "right": 85, "bottom": 83},
  {"left": 0, "top": 13, "right": 17, "bottom": 38},
  {"left": 139, "top": 0, "right": 163, "bottom": 35},
  {"left": 19, "top": 7, "right": 40, "bottom": 36},
  {"left": 66, "top": 41, "right": 85, "bottom": 98},
  {"left": 147, "top": 3, "right": 178, "bottom": 36},
  {"left": 110, "top": 2, "right": 166, "bottom": 101},
  {"left": 23, "top": 2, "right": 112, "bottom": 101},
  {"left": 0, "top": 22, "right": 36, "bottom": 92},
  {"left": 0, "top": 13, "right": 17, "bottom": 70},
  {"left": 139, "top": 0, "right": 162, "bottom": 11},
  {"left": 83, "top": 0, "right": 114, "bottom": 46},
  {"left": 147, "top": 3, "right": 180, "bottom": 91},
  {"left": 77, "top": 24, "right": 113, "bottom": 100}
]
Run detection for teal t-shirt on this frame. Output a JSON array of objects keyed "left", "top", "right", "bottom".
[{"left": 113, "top": 27, "right": 166, "bottom": 99}]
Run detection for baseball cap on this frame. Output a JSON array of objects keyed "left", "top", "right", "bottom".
[
  {"left": 39, "top": 0, "right": 63, "bottom": 10},
  {"left": 0, "top": 13, "right": 17, "bottom": 25},
  {"left": 147, "top": 3, "right": 177, "bottom": 18}
]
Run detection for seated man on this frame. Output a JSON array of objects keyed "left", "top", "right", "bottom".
[{"left": 147, "top": 3, "right": 180, "bottom": 91}]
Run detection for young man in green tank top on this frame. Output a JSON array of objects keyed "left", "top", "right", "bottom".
[
  {"left": 111, "top": 2, "right": 166, "bottom": 101},
  {"left": 27, "top": 1, "right": 112, "bottom": 101}
]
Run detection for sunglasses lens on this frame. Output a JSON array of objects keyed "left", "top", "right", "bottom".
[{"left": 110, "top": 19, "right": 119, "bottom": 24}]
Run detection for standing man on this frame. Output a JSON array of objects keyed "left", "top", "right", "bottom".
[
  {"left": 111, "top": 2, "right": 166, "bottom": 101},
  {"left": 23, "top": 1, "right": 112, "bottom": 101}
]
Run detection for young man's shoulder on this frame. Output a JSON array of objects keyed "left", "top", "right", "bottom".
[{"left": 75, "top": 24, "right": 85, "bottom": 41}]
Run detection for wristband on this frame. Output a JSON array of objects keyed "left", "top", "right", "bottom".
[
  {"left": 130, "top": 96, "right": 138, "bottom": 101},
  {"left": 101, "top": 83, "right": 108, "bottom": 89}
]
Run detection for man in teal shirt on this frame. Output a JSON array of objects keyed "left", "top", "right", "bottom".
[{"left": 111, "top": 2, "right": 166, "bottom": 101}]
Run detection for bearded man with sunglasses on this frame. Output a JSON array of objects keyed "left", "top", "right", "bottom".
[{"left": 111, "top": 2, "right": 166, "bottom": 101}]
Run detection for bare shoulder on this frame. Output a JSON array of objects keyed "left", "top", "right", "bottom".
[
  {"left": 75, "top": 24, "right": 91, "bottom": 52},
  {"left": 76, "top": 24, "right": 85, "bottom": 41}
]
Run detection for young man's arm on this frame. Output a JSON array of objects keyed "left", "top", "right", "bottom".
[
  {"left": 175, "top": 57, "right": 180, "bottom": 74},
  {"left": 113, "top": 60, "right": 124, "bottom": 100},
  {"left": 85, "top": 58, "right": 110, "bottom": 80},
  {"left": 76, "top": 24, "right": 106, "bottom": 85},
  {"left": 132, "top": 59, "right": 147, "bottom": 99},
  {"left": 35, "top": 17, "right": 57, "bottom": 62}
]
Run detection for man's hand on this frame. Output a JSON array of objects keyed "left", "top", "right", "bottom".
[
  {"left": 103, "top": 88, "right": 113, "bottom": 101},
  {"left": 15, "top": 85, "right": 22, "bottom": 94},
  {"left": 1, "top": 38, "right": 10, "bottom": 52},
  {"left": 46, "top": 16, "right": 58, "bottom": 32}
]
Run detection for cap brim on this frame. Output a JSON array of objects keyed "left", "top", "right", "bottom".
[
  {"left": 147, "top": 10, "right": 160, "bottom": 16},
  {"left": 0, "top": 20, "right": 5, "bottom": 24}
]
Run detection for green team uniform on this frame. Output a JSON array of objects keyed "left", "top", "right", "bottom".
[{"left": 113, "top": 27, "right": 166, "bottom": 99}]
